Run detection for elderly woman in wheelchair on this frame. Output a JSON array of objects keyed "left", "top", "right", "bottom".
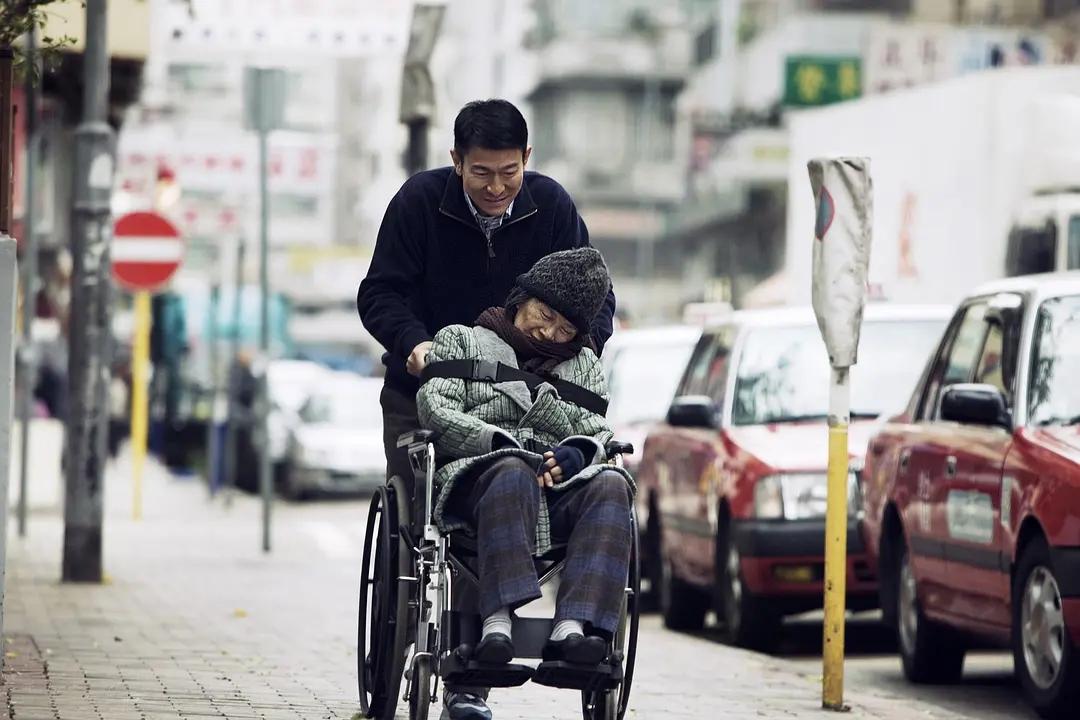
[
  {"left": 357, "top": 247, "right": 638, "bottom": 720},
  {"left": 419, "top": 245, "right": 634, "bottom": 664}
]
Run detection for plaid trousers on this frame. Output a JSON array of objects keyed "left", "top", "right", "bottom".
[{"left": 450, "top": 456, "right": 633, "bottom": 634}]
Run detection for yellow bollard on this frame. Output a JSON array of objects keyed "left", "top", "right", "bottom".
[
  {"left": 130, "top": 291, "right": 151, "bottom": 521},
  {"left": 822, "top": 367, "right": 850, "bottom": 710}
]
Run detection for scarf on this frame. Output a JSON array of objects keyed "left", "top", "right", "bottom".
[{"left": 475, "top": 306, "right": 588, "bottom": 375}]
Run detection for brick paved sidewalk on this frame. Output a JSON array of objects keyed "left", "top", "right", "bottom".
[{"left": 0, "top": 451, "right": 965, "bottom": 720}]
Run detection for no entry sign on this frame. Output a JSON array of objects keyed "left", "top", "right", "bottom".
[{"left": 112, "top": 211, "right": 183, "bottom": 291}]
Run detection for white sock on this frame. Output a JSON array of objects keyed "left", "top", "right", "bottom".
[
  {"left": 482, "top": 606, "right": 512, "bottom": 640},
  {"left": 550, "top": 619, "right": 584, "bottom": 641}
]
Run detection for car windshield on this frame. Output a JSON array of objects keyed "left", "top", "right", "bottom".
[
  {"left": 731, "top": 319, "right": 944, "bottom": 426},
  {"left": 1028, "top": 295, "right": 1080, "bottom": 426},
  {"left": 301, "top": 383, "right": 383, "bottom": 426},
  {"left": 607, "top": 342, "right": 696, "bottom": 426}
]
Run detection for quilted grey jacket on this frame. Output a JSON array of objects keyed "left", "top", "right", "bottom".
[{"left": 416, "top": 324, "right": 634, "bottom": 554}]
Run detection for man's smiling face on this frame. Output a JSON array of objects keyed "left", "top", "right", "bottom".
[{"left": 452, "top": 145, "right": 532, "bottom": 217}]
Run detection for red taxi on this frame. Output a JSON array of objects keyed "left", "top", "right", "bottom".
[
  {"left": 636, "top": 304, "right": 950, "bottom": 649},
  {"left": 861, "top": 274, "right": 1080, "bottom": 719}
]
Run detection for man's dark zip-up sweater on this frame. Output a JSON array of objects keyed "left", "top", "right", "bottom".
[{"left": 357, "top": 166, "right": 617, "bottom": 396}]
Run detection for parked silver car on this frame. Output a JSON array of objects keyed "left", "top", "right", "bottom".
[{"left": 280, "top": 374, "right": 385, "bottom": 499}]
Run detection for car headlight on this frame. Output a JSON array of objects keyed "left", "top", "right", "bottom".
[{"left": 753, "top": 473, "right": 862, "bottom": 520}]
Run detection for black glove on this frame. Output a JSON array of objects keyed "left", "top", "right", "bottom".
[{"left": 539, "top": 445, "right": 586, "bottom": 481}]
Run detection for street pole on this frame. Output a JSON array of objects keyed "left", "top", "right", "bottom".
[
  {"left": 17, "top": 28, "right": 39, "bottom": 537},
  {"left": 0, "top": 47, "right": 13, "bottom": 235},
  {"left": 256, "top": 123, "right": 272, "bottom": 553},
  {"left": 400, "top": 2, "right": 445, "bottom": 176},
  {"left": 822, "top": 367, "right": 850, "bottom": 708},
  {"left": 244, "top": 66, "right": 284, "bottom": 553},
  {"left": 0, "top": 45, "right": 16, "bottom": 674},
  {"left": 0, "top": 239, "right": 19, "bottom": 672},
  {"left": 405, "top": 120, "right": 428, "bottom": 177},
  {"left": 808, "top": 157, "right": 872, "bottom": 711},
  {"left": 63, "top": 0, "right": 114, "bottom": 583},
  {"left": 130, "top": 291, "right": 150, "bottom": 520}
]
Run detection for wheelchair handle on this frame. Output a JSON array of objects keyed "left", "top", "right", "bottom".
[{"left": 397, "top": 429, "right": 440, "bottom": 449}]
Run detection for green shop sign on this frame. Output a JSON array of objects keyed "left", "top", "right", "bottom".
[{"left": 783, "top": 56, "right": 862, "bottom": 107}]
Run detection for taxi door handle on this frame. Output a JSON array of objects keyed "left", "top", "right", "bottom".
[
  {"left": 945, "top": 455, "right": 957, "bottom": 478},
  {"left": 899, "top": 448, "right": 911, "bottom": 473}
]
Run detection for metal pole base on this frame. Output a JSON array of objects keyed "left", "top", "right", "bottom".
[{"left": 62, "top": 525, "right": 103, "bottom": 582}]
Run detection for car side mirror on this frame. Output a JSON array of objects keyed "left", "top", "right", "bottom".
[
  {"left": 940, "top": 384, "right": 1011, "bottom": 430},
  {"left": 667, "top": 396, "right": 718, "bottom": 429}
]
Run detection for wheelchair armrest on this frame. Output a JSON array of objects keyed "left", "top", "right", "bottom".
[
  {"left": 397, "top": 429, "right": 439, "bottom": 449},
  {"left": 605, "top": 440, "right": 634, "bottom": 459}
]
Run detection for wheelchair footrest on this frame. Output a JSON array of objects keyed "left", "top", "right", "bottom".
[
  {"left": 440, "top": 646, "right": 534, "bottom": 688},
  {"left": 531, "top": 658, "right": 623, "bottom": 692}
]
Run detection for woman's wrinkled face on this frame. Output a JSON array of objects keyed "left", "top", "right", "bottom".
[{"left": 514, "top": 298, "right": 577, "bottom": 344}]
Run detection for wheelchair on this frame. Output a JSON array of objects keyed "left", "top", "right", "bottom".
[{"left": 358, "top": 430, "right": 640, "bottom": 720}]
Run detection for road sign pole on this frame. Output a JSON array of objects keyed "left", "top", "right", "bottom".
[
  {"left": 130, "top": 290, "right": 150, "bottom": 520},
  {"left": 823, "top": 367, "right": 850, "bottom": 708},
  {"left": 111, "top": 210, "right": 184, "bottom": 522},
  {"left": 807, "top": 157, "right": 873, "bottom": 712}
]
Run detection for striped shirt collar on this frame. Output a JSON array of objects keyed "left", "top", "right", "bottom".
[{"left": 463, "top": 190, "right": 514, "bottom": 239}]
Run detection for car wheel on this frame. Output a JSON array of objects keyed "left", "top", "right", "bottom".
[
  {"left": 895, "top": 542, "right": 965, "bottom": 683},
  {"left": 717, "top": 523, "right": 780, "bottom": 651},
  {"left": 659, "top": 534, "right": 709, "bottom": 632},
  {"left": 1012, "top": 538, "right": 1080, "bottom": 719}
]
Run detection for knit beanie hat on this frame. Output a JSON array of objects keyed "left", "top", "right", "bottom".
[{"left": 514, "top": 247, "right": 612, "bottom": 332}]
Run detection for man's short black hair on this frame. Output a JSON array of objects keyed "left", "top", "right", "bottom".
[{"left": 453, "top": 99, "right": 528, "bottom": 157}]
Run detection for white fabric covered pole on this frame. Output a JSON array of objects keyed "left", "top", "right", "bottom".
[{"left": 808, "top": 157, "right": 872, "bottom": 711}]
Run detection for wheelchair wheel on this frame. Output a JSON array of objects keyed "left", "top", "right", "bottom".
[
  {"left": 358, "top": 484, "right": 410, "bottom": 719},
  {"left": 408, "top": 654, "right": 433, "bottom": 720},
  {"left": 582, "top": 507, "right": 641, "bottom": 720}
]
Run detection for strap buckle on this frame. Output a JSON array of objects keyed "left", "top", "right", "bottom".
[{"left": 472, "top": 359, "right": 499, "bottom": 382}]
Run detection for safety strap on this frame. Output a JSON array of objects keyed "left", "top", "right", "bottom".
[{"left": 421, "top": 359, "right": 609, "bottom": 416}]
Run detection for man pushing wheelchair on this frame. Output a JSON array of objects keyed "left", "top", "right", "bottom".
[{"left": 358, "top": 100, "right": 634, "bottom": 720}]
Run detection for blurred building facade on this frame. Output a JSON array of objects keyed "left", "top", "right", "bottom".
[
  {"left": 420, "top": 0, "right": 1080, "bottom": 320},
  {"left": 523, "top": 0, "right": 709, "bottom": 322},
  {"left": 10, "top": 0, "right": 149, "bottom": 335},
  {"left": 107, "top": 0, "right": 416, "bottom": 389},
  {"left": 37, "top": 0, "right": 1080, "bottom": 344},
  {"left": 116, "top": 0, "right": 411, "bottom": 305},
  {"left": 659, "top": 0, "right": 1080, "bottom": 311}
]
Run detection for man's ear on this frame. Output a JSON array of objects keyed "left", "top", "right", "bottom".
[
  {"left": 522, "top": 146, "right": 533, "bottom": 168},
  {"left": 450, "top": 149, "right": 463, "bottom": 175}
]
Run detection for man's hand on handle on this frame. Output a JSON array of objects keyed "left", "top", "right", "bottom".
[{"left": 407, "top": 341, "right": 434, "bottom": 377}]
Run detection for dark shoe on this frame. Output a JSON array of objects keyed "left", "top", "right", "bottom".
[
  {"left": 541, "top": 634, "right": 607, "bottom": 665},
  {"left": 441, "top": 691, "right": 492, "bottom": 720},
  {"left": 474, "top": 632, "right": 514, "bottom": 665}
]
